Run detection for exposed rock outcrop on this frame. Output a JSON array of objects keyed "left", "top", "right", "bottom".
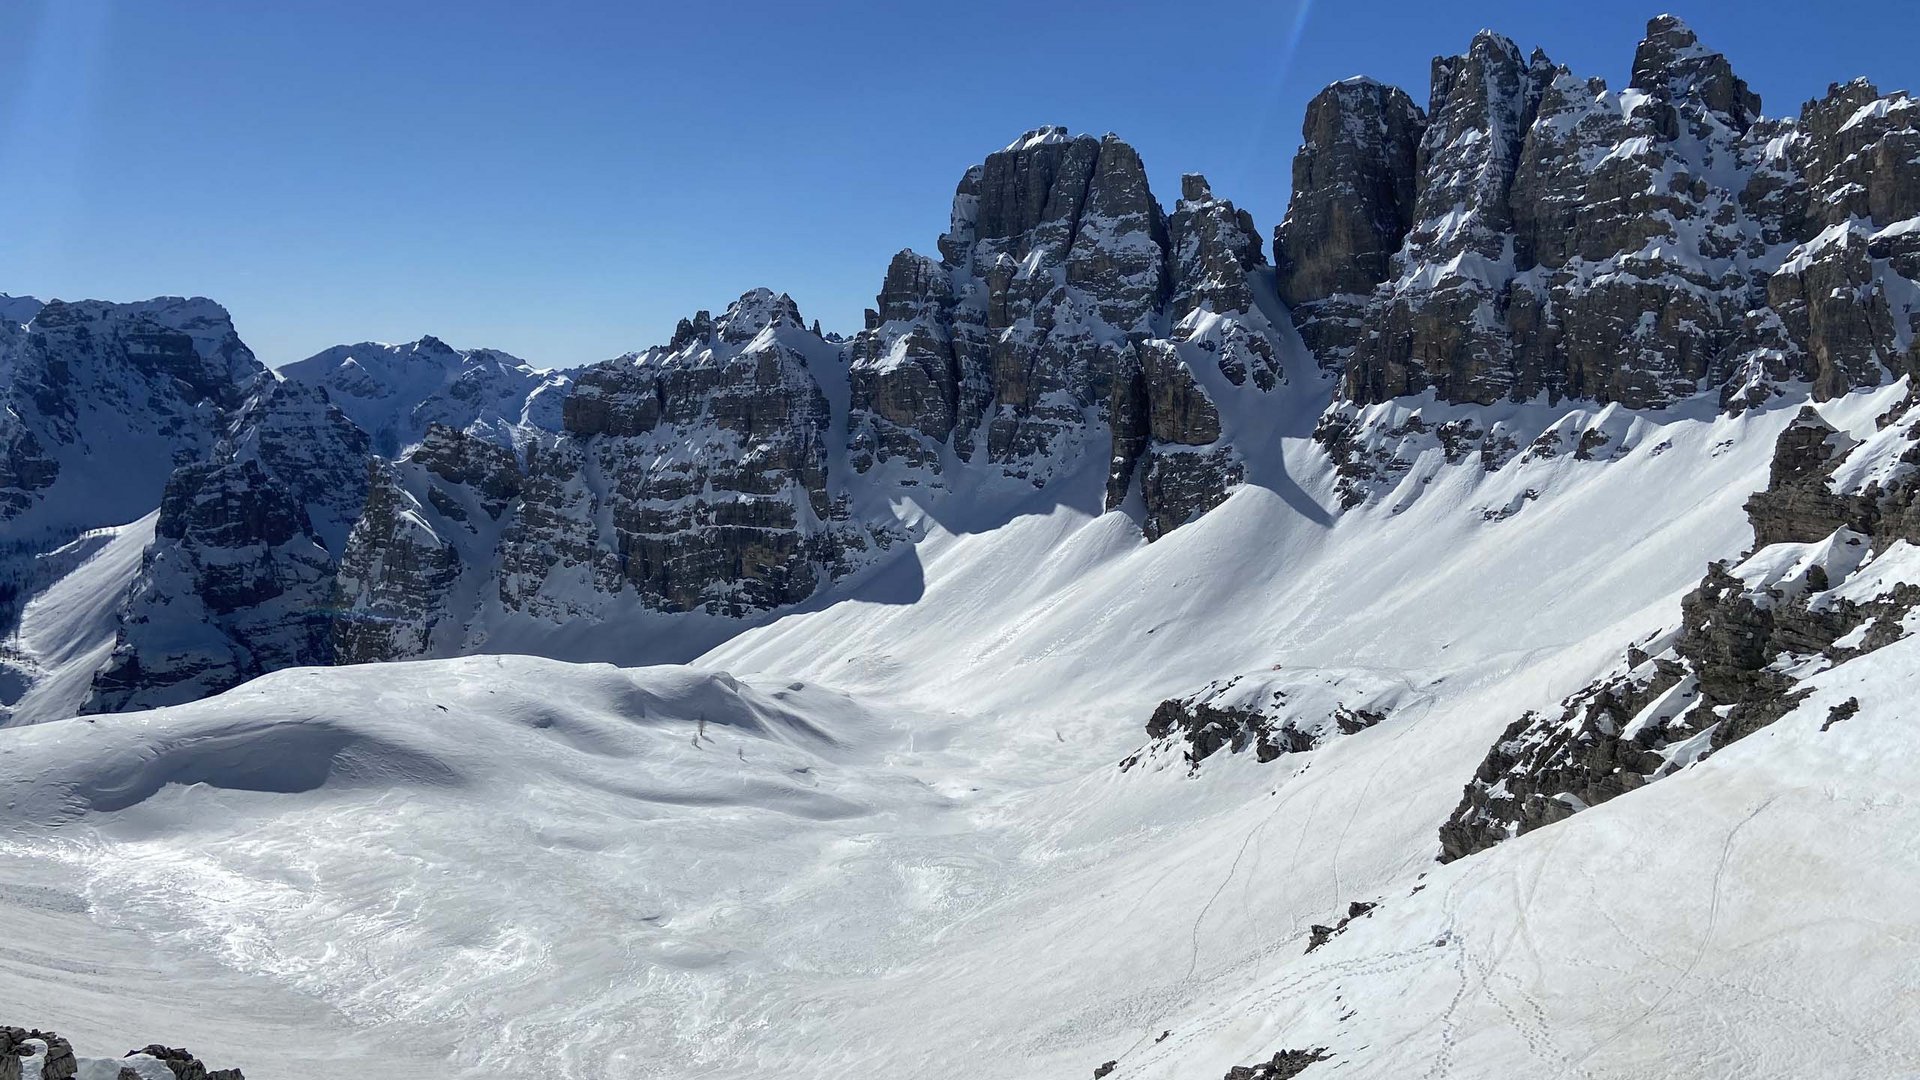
[
  {"left": 123, "top": 1043, "right": 246, "bottom": 1080},
  {"left": 1274, "top": 79, "right": 1425, "bottom": 372},
  {"left": 1224, "top": 1047, "right": 1331, "bottom": 1080},
  {"left": 331, "top": 424, "right": 520, "bottom": 663},
  {"left": 76, "top": 376, "right": 377, "bottom": 710},
  {"left": 513, "top": 289, "right": 871, "bottom": 616},
  {"left": 1129, "top": 669, "right": 1400, "bottom": 771},
  {"left": 1, "top": 1029, "right": 244, "bottom": 1080},
  {"left": 847, "top": 134, "right": 1285, "bottom": 537},
  {"left": 2, "top": 1026, "right": 76, "bottom": 1080},
  {"left": 224, "top": 380, "right": 372, "bottom": 555},
  {"left": 1277, "top": 17, "right": 1920, "bottom": 419},
  {"left": 81, "top": 457, "right": 338, "bottom": 713},
  {"left": 1441, "top": 398, "right": 1920, "bottom": 860}
]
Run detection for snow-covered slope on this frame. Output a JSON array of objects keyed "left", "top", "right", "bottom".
[
  {"left": 0, "top": 514, "right": 155, "bottom": 727},
  {"left": 5, "top": 373, "right": 1918, "bottom": 1077}
]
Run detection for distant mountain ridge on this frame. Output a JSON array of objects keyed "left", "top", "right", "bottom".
[{"left": 2, "top": 14, "right": 1916, "bottom": 734}]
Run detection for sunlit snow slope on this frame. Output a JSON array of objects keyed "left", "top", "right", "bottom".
[{"left": 3, "top": 374, "right": 1916, "bottom": 1077}]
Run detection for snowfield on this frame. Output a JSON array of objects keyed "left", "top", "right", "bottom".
[{"left": 4, "top": 375, "right": 1918, "bottom": 1078}]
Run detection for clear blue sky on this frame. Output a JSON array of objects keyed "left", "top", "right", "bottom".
[{"left": 4, "top": 1, "right": 1914, "bottom": 368}]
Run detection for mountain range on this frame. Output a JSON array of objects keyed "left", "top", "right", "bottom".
[{"left": 3, "top": 15, "right": 1918, "bottom": 1079}]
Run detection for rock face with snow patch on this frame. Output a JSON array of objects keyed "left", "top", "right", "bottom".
[
  {"left": 1132, "top": 669, "right": 1399, "bottom": 771},
  {"left": 77, "top": 380, "right": 376, "bottom": 710},
  {"left": 1440, "top": 396, "right": 1920, "bottom": 860},
  {"left": 82, "top": 457, "right": 339, "bottom": 713},
  {"left": 332, "top": 424, "right": 520, "bottom": 663},
  {"left": 0, "top": 298, "right": 266, "bottom": 543},
  {"left": 849, "top": 133, "right": 1285, "bottom": 536},
  {"left": 505, "top": 289, "right": 870, "bottom": 616},
  {"left": 222, "top": 381, "right": 372, "bottom": 555},
  {"left": 1104, "top": 176, "right": 1284, "bottom": 538},
  {"left": 846, "top": 127, "right": 1172, "bottom": 488},
  {"left": 2, "top": 1026, "right": 77, "bottom": 1080},
  {"left": 1278, "top": 16, "right": 1920, "bottom": 420},
  {"left": 1273, "top": 78, "right": 1425, "bottom": 372}
]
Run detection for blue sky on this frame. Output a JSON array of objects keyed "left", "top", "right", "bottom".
[{"left": 4, "top": 1, "right": 1915, "bottom": 368}]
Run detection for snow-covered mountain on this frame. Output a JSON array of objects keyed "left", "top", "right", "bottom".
[
  {"left": 0, "top": 296, "right": 267, "bottom": 545},
  {"left": 279, "top": 336, "right": 572, "bottom": 457},
  {"left": 4, "top": 14, "right": 1920, "bottom": 1080}
]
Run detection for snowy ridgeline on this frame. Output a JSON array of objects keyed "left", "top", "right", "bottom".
[{"left": 4, "top": 13, "right": 1920, "bottom": 1080}]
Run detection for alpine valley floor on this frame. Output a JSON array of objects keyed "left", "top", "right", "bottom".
[{"left": 3, "top": 375, "right": 1916, "bottom": 1079}]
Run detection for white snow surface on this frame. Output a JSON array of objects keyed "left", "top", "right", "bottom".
[
  {"left": 2, "top": 375, "right": 1918, "bottom": 1077},
  {"left": 1, "top": 514, "right": 156, "bottom": 727}
]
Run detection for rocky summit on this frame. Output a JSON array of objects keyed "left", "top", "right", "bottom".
[{"left": 1277, "top": 16, "right": 1919, "bottom": 413}]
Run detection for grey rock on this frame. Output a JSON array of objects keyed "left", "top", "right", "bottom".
[
  {"left": 1441, "top": 401, "right": 1920, "bottom": 861},
  {"left": 500, "top": 289, "right": 874, "bottom": 618},
  {"left": 2, "top": 1026, "right": 77, "bottom": 1080},
  {"left": 81, "top": 458, "right": 337, "bottom": 713},
  {"left": 330, "top": 424, "right": 521, "bottom": 665},
  {"left": 1289, "top": 17, "right": 1919, "bottom": 418},
  {"left": 1275, "top": 80, "right": 1425, "bottom": 305}
]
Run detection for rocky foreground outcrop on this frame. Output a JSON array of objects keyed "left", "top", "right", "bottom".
[
  {"left": 2, "top": 1027, "right": 244, "bottom": 1080},
  {"left": 1440, "top": 397, "right": 1920, "bottom": 860}
]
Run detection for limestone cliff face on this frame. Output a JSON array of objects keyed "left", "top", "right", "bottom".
[
  {"left": 1273, "top": 79, "right": 1426, "bottom": 373},
  {"left": 513, "top": 288, "right": 870, "bottom": 617},
  {"left": 0, "top": 297, "right": 266, "bottom": 542},
  {"left": 332, "top": 424, "right": 520, "bottom": 663},
  {"left": 82, "top": 457, "right": 338, "bottom": 713},
  {"left": 848, "top": 133, "right": 1287, "bottom": 536},
  {"left": 79, "top": 381, "right": 373, "bottom": 712},
  {"left": 846, "top": 128, "right": 1174, "bottom": 489},
  {"left": 329, "top": 289, "right": 881, "bottom": 658},
  {"left": 1276, "top": 16, "right": 1920, "bottom": 414}
]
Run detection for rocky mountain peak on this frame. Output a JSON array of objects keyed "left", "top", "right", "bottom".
[
  {"left": 1274, "top": 76, "right": 1425, "bottom": 321},
  {"left": 713, "top": 287, "right": 807, "bottom": 345},
  {"left": 1, "top": 295, "right": 268, "bottom": 540},
  {"left": 280, "top": 335, "right": 569, "bottom": 457},
  {"left": 1630, "top": 14, "right": 1761, "bottom": 134}
]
